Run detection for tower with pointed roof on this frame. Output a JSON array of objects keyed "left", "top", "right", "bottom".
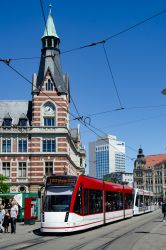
[
  {"left": 29, "top": 8, "right": 85, "bottom": 192},
  {"left": 133, "top": 147, "right": 146, "bottom": 189},
  {"left": 0, "top": 7, "right": 86, "bottom": 196},
  {"left": 32, "top": 7, "right": 68, "bottom": 97}
]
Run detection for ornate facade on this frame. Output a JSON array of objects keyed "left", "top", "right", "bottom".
[
  {"left": 134, "top": 148, "right": 166, "bottom": 201},
  {"left": 0, "top": 10, "right": 86, "bottom": 193}
]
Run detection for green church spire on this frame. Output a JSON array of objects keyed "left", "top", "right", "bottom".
[{"left": 42, "top": 4, "right": 59, "bottom": 39}]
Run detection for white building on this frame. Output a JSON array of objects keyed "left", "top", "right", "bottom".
[
  {"left": 89, "top": 135, "right": 125, "bottom": 179},
  {"left": 104, "top": 172, "right": 133, "bottom": 186}
]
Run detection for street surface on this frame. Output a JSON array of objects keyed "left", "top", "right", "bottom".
[{"left": 0, "top": 209, "right": 165, "bottom": 250}]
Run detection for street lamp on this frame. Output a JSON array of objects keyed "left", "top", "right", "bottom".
[{"left": 161, "top": 88, "right": 166, "bottom": 95}]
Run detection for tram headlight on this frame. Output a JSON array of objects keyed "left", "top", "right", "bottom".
[{"left": 64, "top": 211, "right": 69, "bottom": 222}]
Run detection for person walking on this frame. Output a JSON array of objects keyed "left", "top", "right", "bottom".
[
  {"left": 0, "top": 206, "right": 4, "bottom": 233},
  {"left": 162, "top": 201, "right": 166, "bottom": 222},
  {"left": 3, "top": 210, "right": 10, "bottom": 233},
  {"left": 10, "top": 201, "right": 18, "bottom": 234}
]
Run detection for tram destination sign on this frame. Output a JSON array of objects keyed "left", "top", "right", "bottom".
[{"left": 46, "top": 176, "right": 78, "bottom": 186}]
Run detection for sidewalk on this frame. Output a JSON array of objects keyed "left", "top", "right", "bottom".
[{"left": 0, "top": 221, "right": 41, "bottom": 245}]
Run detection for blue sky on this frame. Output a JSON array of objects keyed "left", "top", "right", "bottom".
[{"left": 1, "top": 0, "right": 166, "bottom": 173}]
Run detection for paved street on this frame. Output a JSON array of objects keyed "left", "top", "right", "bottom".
[{"left": 0, "top": 209, "right": 166, "bottom": 250}]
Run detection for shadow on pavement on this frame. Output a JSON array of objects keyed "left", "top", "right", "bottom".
[{"left": 33, "top": 228, "right": 43, "bottom": 236}]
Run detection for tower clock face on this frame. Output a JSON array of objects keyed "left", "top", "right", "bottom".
[{"left": 44, "top": 105, "right": 54, "bottom": 114}]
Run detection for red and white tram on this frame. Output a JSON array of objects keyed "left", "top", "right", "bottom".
[
  {"left": 40, "top": 175, "right": 133, "bottom": 233},
  {"left": 133, "top": 188, "right": 154, "bottom": 215}
]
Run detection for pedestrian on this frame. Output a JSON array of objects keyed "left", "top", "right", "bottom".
[
  {"left": 0, "top": 206, "right": 4, "bottom": 233},
  {"left": 162, "top": 201, "right": 166, "bottom": 222},
  {"left": 1, "top": 205, "right": 5, "bottom": 218},
  {"left": 10, "top": 201, "right": 18, "bottom": 234},
  {"left": 3, "top": 210, "right": 10, "bottom": 233}
]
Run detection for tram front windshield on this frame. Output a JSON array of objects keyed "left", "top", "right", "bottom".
[{"left": 44, "top": 186, "right": 73, "bottom": 212}]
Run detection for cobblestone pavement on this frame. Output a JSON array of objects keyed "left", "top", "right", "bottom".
[{"left": 0, "top": 221, "right": 41, "bottom": 245}]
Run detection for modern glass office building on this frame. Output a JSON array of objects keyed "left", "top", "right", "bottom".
[{"left": 89, "top": 135, "right": 126, "bottom": 179}]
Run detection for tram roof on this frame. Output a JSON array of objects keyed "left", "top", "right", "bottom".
[{"left": 77, "top": 175, "right": 133, "bottom": 193}]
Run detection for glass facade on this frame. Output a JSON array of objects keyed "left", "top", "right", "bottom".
[
  {"left": 91, "top": 136, "right": 126, "bottom": 179},
  {"left": 115, "top": 152, "right": 125, "bottom": 172},
  {"left": 96, "top": 146, "right": 109, "bottom": 179}
]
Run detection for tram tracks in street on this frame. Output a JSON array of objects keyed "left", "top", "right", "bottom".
[
  {"left": 0, "top": 235, "right": 60, "bottom": 250},
  {"left": 69, "top": 211, "right": 161, "bottom": 250},
  {"left": 0, "top": 210, "right": 161, "bottom": 250}
]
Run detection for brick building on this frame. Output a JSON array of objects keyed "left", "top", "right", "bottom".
[
  {"left": 0, "top": 10, "right": 86, "bottom": 194},
  {"left": 133, "top": 148, "right": 166, "bottom": 201}
]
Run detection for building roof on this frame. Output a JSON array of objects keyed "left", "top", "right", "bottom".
[
  {"left": 0, "top": 101, "right": 32, "bottom": 126},
  {"left": 42, "top": 9, "right": 59, "bottom": 39},
  {"left": 35, "top": 10, "right": 69, "bottom": 96},
  {"left": 145, "top": 154, "right": 166, "bottom": 168}
]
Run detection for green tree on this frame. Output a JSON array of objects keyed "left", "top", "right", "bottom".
[
  {"left": 0, "top": 175, "right": 9, "bottom": 193},
  {"left": 103, "top": 177, "right": 116, "bottom": 183}
]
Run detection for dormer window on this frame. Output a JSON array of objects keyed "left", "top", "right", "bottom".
[
  {"left": 18, "top": 114, "right": 28, "bottom": 127},
  {"left": 3, "top": 118, "right": 12, "bottom": 127},
  {"left": 3, "top": 113, "right": 12, "bottom": 127},
  {"left": 19, "top": 119, "right": 27, "bottom": 127},
  {"left": 46, "top": 79, "right": 53, "bottom": 91}
]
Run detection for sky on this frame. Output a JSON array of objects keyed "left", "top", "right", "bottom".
[{"left": 1, "top": 0, "right": 166, "bottom": 173}]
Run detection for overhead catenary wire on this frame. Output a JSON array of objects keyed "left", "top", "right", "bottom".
[
  {"left": 40, "top": 0, "right": 123, "bottom": 116},
  {"left": 0, "top": 58, "right": 136, "bottom": 162},
  {"left": 1, "top": 7, "right": 166, "bottom": 62},
  {"left": 86, "top": 121, "right": 137, "bottom": 153},
  {"left": 78, "top": 117, "right": 135, "bottom": 161},
  {"left": 0, "top": 58, "right": 75, "bottom": 120},
  {"left": 39, "top": 0, "right": 48, "bottom": 36},
  {"left": 1, "top": 2, "right": 157, "bottom": 162},
  {"left": 1, "top": 6, "right": 164, "bottom": 116},
  {"left": 62, "top": 8, "right": 166, "bottom": 54},
  {"left": 39, "top": 0, "right": 85, "bottom": 122},
  {"left": 85, "top": 104, "right": 166, "bottom": 117},
  {"left": 102, "top": 43, "right": 123, "bottom": 109}
]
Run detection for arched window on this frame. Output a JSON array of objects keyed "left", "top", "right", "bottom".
[{"left": 43, "top": 102, "right": 56, "bottom": 126}]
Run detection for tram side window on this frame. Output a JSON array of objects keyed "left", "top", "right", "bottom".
[
  {"left": 144, "top": 196, "right": 150, "bottom": 206},
  {"left": 125, "top": 193, "right": 133, "bottom": 209},
  {"left": 106, "top": 191, "right": 123, "bottom": 211},
  {"left": 84, "top": 189, "right": 89, "bottom": 215},
  {"left": 135, "top": 195, "right": 139, "bottom": 207},
  {"left": 140, "top": 195, "right": 143, "bottom": 206},
  {"left": 74, "top": 187, "right": 82, "bottom": 215},
  {"left": 149, "top": 196, "right": 153, "bottom": 205},
  {"left": 89, "top": 190, "right": 103, "bottom": 214},
  {"left": 136, "top": 195, "right": 143, "bottom": 207}
]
